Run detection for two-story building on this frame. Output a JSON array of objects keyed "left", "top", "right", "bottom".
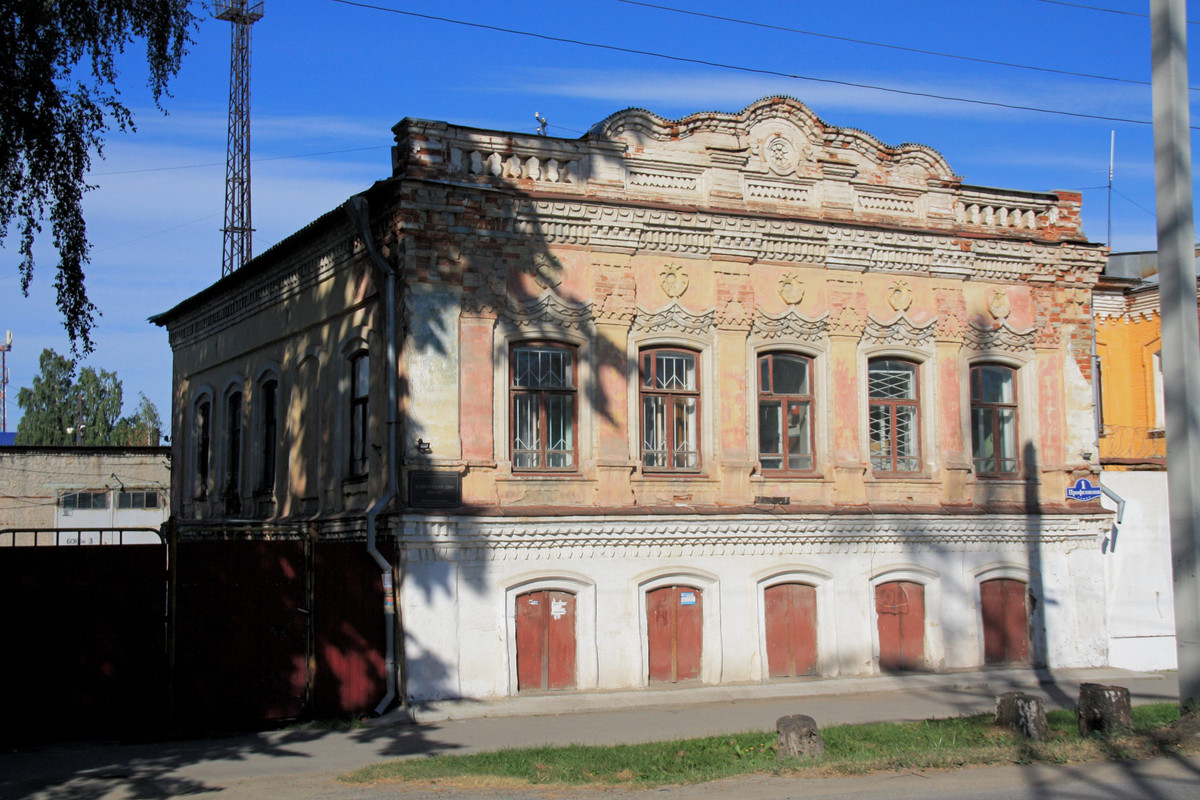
[{"left": 153, "top": 97, "right": 1110, "bottom": 706}]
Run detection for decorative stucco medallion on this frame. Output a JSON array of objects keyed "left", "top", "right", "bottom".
[
  {"left": 526, "top": 253, "right": 563, "bottom": 289},
  {"left": 659, "top": 263, "right": 690, "bottom": 298},
  {"left": 988, "top": 289, "right": 1011, "bottom": 321},
  {"left": 764, "top": 134, "right": 797, "bottom": 175},
  {"left": 887, "top": 280, "right": 913, "bottom": 312},
  {"left": 777, "top": 273, "right": 805, "bottom": 306}
]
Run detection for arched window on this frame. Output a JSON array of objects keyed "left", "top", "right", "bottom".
[
  {"left": 193, "top": 396, "right": 211, "bottom": 500},
  {"left": 349, "top": 352, "right": 370, "bottom": 477},
  {"left": 970, "top": 364, "right": 1018, "bottom": 476},
  {"left": 757, "top": 352, "right": 814, "bottom": 473},
  {"left": 511, "top": 343, "right": 576, "bottom": 471},
  {"left": 224, "top": 389, "right": 243, "bottom": 515},
  {"left": 868, "top": 358, "right": 920, "bottom": 474},
  {"left": 257, "top": 378, "right": 278, "bottom": 492},
  {"left": 640, "top": 348, "right": 700, "bottom": 471}
]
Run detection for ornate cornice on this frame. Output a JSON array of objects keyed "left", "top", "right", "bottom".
[{"left": 398, "top": 513, "right": 1108, "bottom": 562}]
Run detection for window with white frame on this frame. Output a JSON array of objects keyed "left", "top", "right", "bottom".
[
  {"left": 758, "top": 352, "right": 814, "bottom": 473},
  {"left": 970, "top": 364, "right": 1019, "bottom": 476},
  {"left": 868, "top": 358, "right": 920, "bottom": 474},
  {"left": 511, "top": 343, "right": 576, "bottom": 471},
  {"left": 641, "top": 348, "right": 700, "bottom": 471}
]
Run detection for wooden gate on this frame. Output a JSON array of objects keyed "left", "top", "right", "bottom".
[
  {"left": 515, "top": 590, "right": 576, "bottom": 691},
  {"left": 764, "top": 582, "right": 817, "bottom": 678},
  {"left": 876, "top": 580, "right": 924, "bottom": 671},
  {"left": 646, "top": 585, "right": 702, "bottom": 683},
  {"left": 981, "top": 578, "right": 1030, "bottom": 664}
]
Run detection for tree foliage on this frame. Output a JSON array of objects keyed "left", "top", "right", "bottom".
[
  {"left": 15, "top": 347, "right": 162, "bottom": 446},
  {"left": 1, "top": 1, "right": 198, "bottom": 353}
]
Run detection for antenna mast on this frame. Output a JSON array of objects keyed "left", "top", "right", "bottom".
[{"left": 217, "top": 1, "right": 263, "bottom": 277}]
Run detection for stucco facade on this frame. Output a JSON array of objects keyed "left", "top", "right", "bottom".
[
  {"left": 0, "top": 446, "right": 170, "bottom": 541},
  {"left": 155, "top": 98, "right": 1111, "bottom": 704}
]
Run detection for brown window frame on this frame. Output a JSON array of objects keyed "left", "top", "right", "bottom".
[
  {"left": 868, "top": 358, "right": 921, "bottom": 475},
  {"left": 257, "top": 378, "right": 278, "bottom": 492},
  {"left": 757, "top": 352, "right": 816, "bottom": 474},
  {"left": 510, "top": 342, "right": 578, "bottom": 473},
  {"left": 640, "top": 347, "right": 701, "bottom": 472},
  {"left": 970, "top": 363, "right": 1020, "bottom": 477}
]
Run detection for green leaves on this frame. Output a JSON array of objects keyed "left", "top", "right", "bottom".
[{"left": 1, "top": 1, "right": 199, "bottom": 353}]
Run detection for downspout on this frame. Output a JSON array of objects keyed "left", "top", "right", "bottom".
[{"left": 345, "top": 194, "right": 400, "bottom": 715}]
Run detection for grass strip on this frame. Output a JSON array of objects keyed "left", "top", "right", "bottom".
[{"left": 341, "top": 703, "right": 1191, "bottom": 788}]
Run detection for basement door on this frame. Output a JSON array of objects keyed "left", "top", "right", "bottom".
[
  {"left": 981, "top": 578, "right": 1030, "bottom": 664},
  {"left": 646, "top": 585, "right": 703, "bottom": 683},
  {"left": 764, "top": 582, "right": 818, "bottom": 678},
  {"left": 876, "top": 581, "right": 925, "bottom": 671},
  {"left": 515, "top": 590, "right": 576, "bottom": 691}
]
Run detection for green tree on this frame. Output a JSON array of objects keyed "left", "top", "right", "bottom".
[
  {"left": 1, "top": 1, "right": 198, "bottom": 353},
  {"left": 15, "top": 347, "right": 161, "bottom": 445}
]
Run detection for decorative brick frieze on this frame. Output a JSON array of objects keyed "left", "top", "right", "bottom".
[
  {"left": 398, "top": 513, "right": 1108, "bottom": 562},
  {"left": 633, "top": 303, "right": 715, "bottom": 335},
  {"left": 963, "top": 322, "right": 1037, "bottom": 353},
  {"left": 862, "top": 315, "right": 936, "bottom": 348},
  {"left": 500, "top": 292, "right": 594, "bottom": 333},
  {"left": 752, "top": 309, "right": 829, "bottom": 342}
]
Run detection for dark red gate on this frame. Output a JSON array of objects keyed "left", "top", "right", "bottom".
[
  {"left": 0, "top": 530, "right": 167, "bottom": 745},
  {"left": 876, "top": 580, "right": 925, "bottom": 671},
  {"left": 764, "top": 582, "right": 817, "bottom": 678},
  {"left": 646, "top": 585, "right": 702, "bottom": 683}
]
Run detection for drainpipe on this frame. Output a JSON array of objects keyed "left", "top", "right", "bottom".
[{"left": 345, "top": 194, "right": 400, "bottom": 715}]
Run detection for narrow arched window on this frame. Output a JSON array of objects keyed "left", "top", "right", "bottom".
[
  {"left": 971, "top": 364, "right": 1019, "bottom": 476},
  {"left": 194, "top": 398, "right": 211, "bottom": 499},
  {"left": 868, "top": 359, "right": 920, "bottom": 474},
  {"left": 511, "top": 344, "right": 576, "bottom": 471},
  {"left": 225, "top": 390, "right": 243, "bottom": 515},
  {"left": 758, "top": 352, "right": 814, "bottom": 473},
  {"left": 349, "top": 352, "right": 370, "bottom": 477},
  {"left": 258, "top": 378, "right": 278, "bottom": 491}
]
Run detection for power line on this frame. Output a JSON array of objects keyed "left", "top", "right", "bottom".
[
  {"left": 329, "top": 0, "right": 1185, "bottom": 130},
  {"left": 617, "top": 0, "right": 1171, "bottom": 90},
  {"left": 90, "top": 145, "right": 384, "bottom": 177},
  {"left": 1029, "top": 0, "right": 1200, "bottom": 24}
]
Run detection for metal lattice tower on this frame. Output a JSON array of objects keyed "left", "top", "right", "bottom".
[{"left": 217, "top": 1, "right": 263, "bottom": 277}]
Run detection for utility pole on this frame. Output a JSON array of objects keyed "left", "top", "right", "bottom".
[
  {"left": 0, "top": 330, "right": 11, "bottom": 432},
  {"left": 1150, "top": 0, "right": 1200, "bottom": 712},
  {"left": 217, "top": 1, "right": 263, "bottom": 277}
]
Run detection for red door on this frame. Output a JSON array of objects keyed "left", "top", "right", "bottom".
[
  {"left": 646, "top": 586, "right": 702, "bottom": 683},
  {"left": 981, "top": 578, "right": 1030, "bottom": 664},
  {"left": 515, "top": 590, "right": 576, "bottom": 691},
  {"left": 764, "top": 583, "right": 818, "bottom": 678},
  {"left": 876, "top": 581, "right": 925, "bottom": 671}
]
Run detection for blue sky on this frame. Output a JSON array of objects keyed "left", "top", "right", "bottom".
[{"left": 2, "top": 0, "right": 1196, "bottom": 433}]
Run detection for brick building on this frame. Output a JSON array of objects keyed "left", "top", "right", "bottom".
[{"left": 154, "top": 97, "right": 1110, "bottom": 706}]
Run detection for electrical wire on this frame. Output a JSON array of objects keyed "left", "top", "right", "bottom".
[
  {"left": 1029, "top": 0, "right": 1200, "bottom": 24},
  {"left": 328, "top": 0, "right": 1188, "bottom": 130},
  {"left": 616, "top": 0, "right": 1172, "bottom": 90}
]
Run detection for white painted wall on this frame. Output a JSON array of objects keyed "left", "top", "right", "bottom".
[
  {"left": 1100, "top": 470, "right": 1177, "bottom": 671},
  {"left": 398, "top": 514, "right": 1110, "bottom": 703}
]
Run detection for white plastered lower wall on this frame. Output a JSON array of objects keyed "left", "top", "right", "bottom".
[{"left": 397, "top": 512, "right": 1110, "bottom": 702}]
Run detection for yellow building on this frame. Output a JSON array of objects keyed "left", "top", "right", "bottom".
[{"left": 1092, "top": 251, "right": 1193, "bottom": 469}]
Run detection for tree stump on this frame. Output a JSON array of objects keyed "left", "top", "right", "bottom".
[
  {"left": 994, "top": 691, "right": 1048, "bottom": 741},
  {"left": 776, "top": 714, "right": 825, "bottom": 761},
  {"left": 1077, "top": 683, "right": 1132, "bottom": 736}
]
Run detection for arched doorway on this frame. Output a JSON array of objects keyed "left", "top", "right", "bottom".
[
  {"left": 764, "top": 582, "right": 818, "bottom": 678},
  {"left": 515, "top": 590, "right": 576, "bottom": 691},
  {"left": 980, "top": 578, "right": 1030, "bottom": 664},
  {"left": 876, "top": 580, "right": 925, "bottom": 671},
  {"left": 646, "top": 585, "right": 702, "bottom": 683}
]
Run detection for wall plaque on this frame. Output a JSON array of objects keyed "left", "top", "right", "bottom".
[{"left": 408, "top": 471, "right": 462, "bottom": 509}]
